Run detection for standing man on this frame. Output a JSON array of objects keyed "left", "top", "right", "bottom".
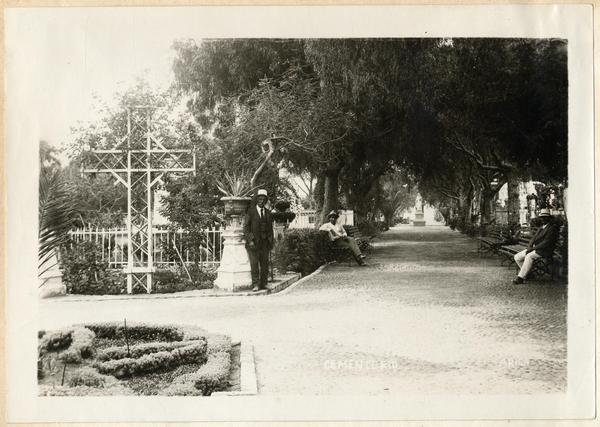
[
  {"left": 512, "top": 209, "right": 559, "bottom": 284},
  {"left": 244, "top": 189, "right": 274, "bottom": 291}
]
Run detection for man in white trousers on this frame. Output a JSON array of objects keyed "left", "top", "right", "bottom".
[{"left": 512, "top": 209, "right": 559, "bottom": 284}]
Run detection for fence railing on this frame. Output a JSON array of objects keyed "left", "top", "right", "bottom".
[
  {"left": 288, "top": 209, "right": 354, "bottom": 229},
  {"left": 68, "top": 226, "right": 224, "bottom": 269}
]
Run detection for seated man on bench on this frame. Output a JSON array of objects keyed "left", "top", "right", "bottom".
[
  {"left": 512, "top": 209, "right": 559, "bottom": 284},
  {"left": 319, "top": 210, "right": 367, "bottom": 266}
]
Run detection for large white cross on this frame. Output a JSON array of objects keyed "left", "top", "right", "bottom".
[{"left": 83, "top": 106, "right": 195, "bottom": 293}]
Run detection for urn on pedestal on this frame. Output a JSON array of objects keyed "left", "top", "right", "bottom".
[{"left": 214, "top": 196, "right": 254, "bottom": 292}]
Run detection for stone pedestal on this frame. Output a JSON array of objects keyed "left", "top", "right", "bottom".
[
  {"left": 39, "top": 268, "right": 66, "bottom": 298},
  {"left": 274, "top": 223, "right": 286, "bottom": 243},
  {"left": 214, "top": 215, "right": 253, "bottom": 292},
  {"left": 412, "top": 211, "right": 426, "bottom": 227}
]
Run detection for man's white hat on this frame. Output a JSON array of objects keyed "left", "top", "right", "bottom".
[{"left": 257, "top": 189, "right": 268, "bottom": 198}]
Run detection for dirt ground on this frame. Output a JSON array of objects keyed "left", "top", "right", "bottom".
[{"left": 40, "top": 225, "right": 567, "bottom": 395}]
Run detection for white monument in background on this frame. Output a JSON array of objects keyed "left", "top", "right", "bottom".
[{"left": 412, "top": 194, "right": 426, "bottom": 226}]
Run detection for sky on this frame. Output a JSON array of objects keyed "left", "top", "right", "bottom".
[{"left": 6, "top": 8, "right": 208, "bottom": 154}]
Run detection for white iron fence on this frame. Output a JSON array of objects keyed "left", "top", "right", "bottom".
[
  {"left": 288, "top": 209, "right": 354, "bottom": 229},
  {"left": 68, "top": 226, "right": 224, "bottom": 269}
]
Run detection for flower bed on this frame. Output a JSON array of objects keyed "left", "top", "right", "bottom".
[
  {"left": 166, "top": 351, "right": 231, "bottom": 396},
  {"left": 96, "top": 340, "right": 198, "bottom": 361},
  {"left": 38, "top": 326, "right": 96, "bottom": 363},
  {"left": 38, "top": 322, "right": 233, "bottom": 396}
]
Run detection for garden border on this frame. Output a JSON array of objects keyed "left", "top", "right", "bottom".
[
  {"left": 271, "top": 262, "right": 333, "bottom": 296},
  {"left": 43, "top": 273, "right": 301, "bottom": 302},
  {"left": 211, "top": 341, "right": 257, "bottom": 396}
]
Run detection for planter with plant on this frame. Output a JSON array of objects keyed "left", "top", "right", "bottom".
[
  {"left": 215, "top": 172, "right": 257, "bottom": 217},
  {"left": 271, "top": 200, "right": 296, "bottom": 226}
]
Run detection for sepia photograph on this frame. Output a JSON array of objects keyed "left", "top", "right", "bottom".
[{"left": 4, "top": 4, "right": 595, "bottom": 423}]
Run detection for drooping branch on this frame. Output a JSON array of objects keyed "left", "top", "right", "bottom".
[
  {"left": 250, "top": 135, "right": 289, "bottom": 188},
  {"left": 447, "top": 133, "right": 504, "bottom": 173}
]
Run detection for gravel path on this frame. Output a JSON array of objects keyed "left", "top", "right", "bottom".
[{"left": 40, "top": 225, "right": 567, "bottom": 395}]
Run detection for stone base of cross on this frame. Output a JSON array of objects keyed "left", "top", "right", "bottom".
[{"left": 83, "top": 106, "right": 195, "bottom": 293}]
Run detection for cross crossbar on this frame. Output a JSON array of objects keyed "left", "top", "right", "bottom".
[{"left": 81, "top": 106, "right": 195, "bottom": 294}]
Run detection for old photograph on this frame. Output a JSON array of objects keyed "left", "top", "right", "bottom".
[{"left": 4, "top": 5, "right": 595, "bottom": 423}]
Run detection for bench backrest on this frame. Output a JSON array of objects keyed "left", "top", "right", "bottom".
[
  {"left": 490, "top": 230, "right": 504, "bottom": 239},
  {"left": 510, "top": 226, "right": 536, "bottom": 247},
  {"left": 344, "top": 225, "right": 361, "bottom": 237}
]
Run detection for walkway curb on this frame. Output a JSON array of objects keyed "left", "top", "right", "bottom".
[
  {"left": 271, "top": 262, "right": 333, "bottom": 296},
  {"left": 212, "top": 341, "right": 257, "bottom": 396},
  {"left": 43, "top": 274, "right": 301, "bottom": 303}
]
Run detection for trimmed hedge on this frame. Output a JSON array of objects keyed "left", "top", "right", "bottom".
[
  {"left": 192, "top": 352, "right": 231, "bottom": 395},
  {"left": 206, "top": 334, "right": 232, "bottom": 355},
  {"left": 67, "top": 367, "right": 108, "bottom": 388},
  {"left": 168, "top": 351, "right": 231, "bottom": 396},
  {"left": 97, "top": 340, "right": 205, "bottom": 362},
  {"left": 82, "top": 322, "right": 185, "bottom": 342},
  {"left": 38, "top": 322, "right": 232, "bottom": 396},
  {"left": 163, "top": 382, "right": 204, "bottom": 396},
  {"left": 94, "top": 341, "right": 208, "bottom": 379},
  {"left": 272, "top": 229, "right": 329, "bottom": 276},
  {"left": 39, "top": 382, "right": 134, "bottom": 396},
  {"left": 38, "top": 326, "right": 96, "bottom": 363}
]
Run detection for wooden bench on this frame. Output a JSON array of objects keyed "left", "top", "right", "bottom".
[
  {"left": 476, "top": 226, "right": 505, "bottom": 255},
  {"left": 343, "top": 225, "right": 373, "bottom": 253},
  {"left": 498, "top": 225, "right": 567, "bottom": 280},
  {"left": 498, "top": 228, "right": 535, "bottom": 266},
  {"left": 320, "top": 231, "right": 354, "bottom": 265},
  {"left": 320, "top": 226, "right": 372, "bottom": 265}
]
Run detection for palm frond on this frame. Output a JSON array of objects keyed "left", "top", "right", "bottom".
[{"left": 38, "top": 168, "right": 78, "bottom": 266}]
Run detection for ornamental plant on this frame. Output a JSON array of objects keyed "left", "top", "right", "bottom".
[{"left": 215, "top": 171, "right": 257, "bottom": 197}]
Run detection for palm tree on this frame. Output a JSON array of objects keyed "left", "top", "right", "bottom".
[{"left": 38, "top": 141, "right": 78, "bottom": 278}]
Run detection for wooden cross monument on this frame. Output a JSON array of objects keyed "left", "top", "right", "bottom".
[{"left": 83, "top": 106, "right": 195, "bottom": 293}]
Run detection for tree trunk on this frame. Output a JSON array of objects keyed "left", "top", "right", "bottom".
[
  {"left": 313, "top": 175, "right": 325, "bottom": 221},
  {"left": 506, "top": 175, "right": 520, "bottom": 226},
  {"left": 480, "top": 189, "right": 493, "bottom": 225},
  {"left": 318, "top": 168, "right": 341, "bottom": 226},
  {"left": 382, "top": 207, "right": 396, "bottom": 228}
]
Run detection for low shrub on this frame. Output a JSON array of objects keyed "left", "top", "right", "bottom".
[
  {"left": 94, "top": 341, "right": 208, "bottom": 379},
  {"left": 62, "top": 240, "right": 216, "bottom": 296},
  {"left": 206, "top": 334, "right": 232, "bottom": 355},
  {"left": 58, "top": 328, "right": 96, "bottom": 363},
  {"left": 60, "top": 240, "right": 125, "bottom": 295},
  {"left": 150, "top": 266, "right": 216, "bottom": 294},
  {"left": 67, "top": 367, "right": 107, "bottom": 388},
  {"left": 171, "top": 351, "right": 231, "bottom": 396},
  {"left": 272, "top": 229, "right": 329, "bottom": 276},
  {"left": 356, "top": 221, "right": 381, "bottom": 238},
  {"left": 39, "top": 330, "right": 73, "bottom": 353},
  {"left": 462, "top": 222, "right": 481, "bottom": 237},
  {"left": 38, "top": 326, "right": 96, "bottom": 364},
  {"left": 163, "top": 382, "right": 204, "bottom": 396},
  {"left": 97, "top": 339, "right": 206, "bottom": 362},
  {"left": 82, "top": 322, "right": 185, "bottom": 342},
  {"left": 192, "top": 352, "right": 231, "bottom": 395},
  {"left": 39, "top": 382, "right": 134, "bottom": 396},
  {"left": 447, "top": 217, "right": 458, "bottom": 230},
  {"left": 374, "top": 221, "right": 389, "bottom": 232}
]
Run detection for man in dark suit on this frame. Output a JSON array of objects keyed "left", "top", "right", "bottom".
[
  {"left": 512, "top": 209, "right": 559, "bottom": 284},
  {"left": 244, "top": 189, "right": 274, "bottom": 291}
]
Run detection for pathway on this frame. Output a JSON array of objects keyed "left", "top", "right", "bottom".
[{"left": 40, "top": 225, "right": 567, "bottom": 395}]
